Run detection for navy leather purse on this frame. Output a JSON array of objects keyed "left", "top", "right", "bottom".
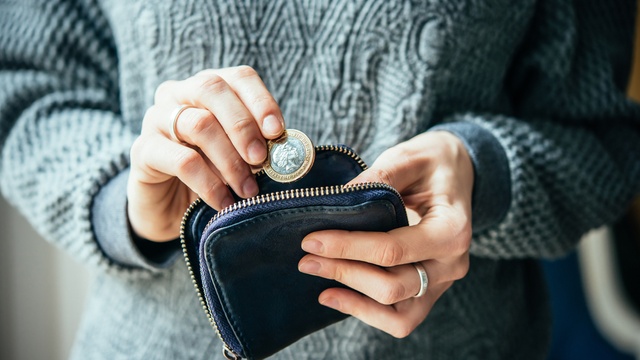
[{"left": 180, "top": 145, "right": 408, "bottom": 360}]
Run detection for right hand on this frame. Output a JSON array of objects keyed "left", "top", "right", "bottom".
[{"left": 127, "top": 66, "right": 285, "bottom": 241}]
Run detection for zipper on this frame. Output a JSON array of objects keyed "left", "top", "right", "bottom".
[
  {"left": 203, "top": 182, "right": 402, "bottom": 231},
  {"left": 180, "top": 198, "right": 241, "bottom": 359},
  {"left": 179, "top": 145, "right": 401, "bottom": 360}
]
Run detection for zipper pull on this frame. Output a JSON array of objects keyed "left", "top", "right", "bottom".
[{"left": 222, "top": 345, "right": 241, "bottom": 360}]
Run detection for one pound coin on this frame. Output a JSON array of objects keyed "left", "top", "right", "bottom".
[{"left": 263, "top": 129, "right": 315, "bottom": 183}]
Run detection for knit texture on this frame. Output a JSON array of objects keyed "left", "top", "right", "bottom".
[{"left": 1, "top": 0, "right": 639, "bottom": 359}]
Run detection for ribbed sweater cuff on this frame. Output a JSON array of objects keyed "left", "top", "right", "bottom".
[
  {"left": 91, "top": 168, "right": 180, "bottom": 270},
  {"left": 429, "top": 122, "right": 511, "bottom": 233}
]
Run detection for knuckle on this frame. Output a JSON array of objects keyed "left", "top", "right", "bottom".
[
  {"left": 439, "top": 209, "right": 472, "bottom": 257},
  {"left": 375, "top": 241, "right": 403, "bottom": 267},
  {"left": 154, "top": 80, "right": 175, "bottom": 103},
  {"left": 331, "top": 265, "right": 345, "bottom": 283},
  {"left": 230, "top": 116, "right": 256, "bottom": 135},
  {"left": 337, "top": 241, "right": 350, "bottom": 259},
  {"left": 174, "top": 148, "right": 202, "bottom": 177},
  {"left": 198, "top": 73, "right": 228, "bottom": 95},
  {"left": 224, "top": 155, "right": 249, "bottom": 176},
  {"left": 232, "top": 65, "right": 258, "bottom": 79},
  {"left": 141, "top": 106, "right": 159, "bottom": 133},
  {"left": 250, "top": 94, "right": 278, "bottom": 117},
  {"left": 200, "top": 180, "right": 225, "bottom": 205},
  {"left": 370, "top": 167, "right": 394, "bottom": 186},
  {"left": 195, "top": 69, "right": 216, "bottom": 78},
  {"left": 376, "top": 282, "right": 406, "bottom": 305},
  {"left": 459, "top": 223, "right": 472, "bottom": 252},
  {"left": 452, "top": 256, "right": 470, "bottom": 280},
  {"left": 250, "top": 94, "right": 274, "bottom": 107},
  {"left": 129, "top": 136, "right": 146, "bottom": 163},
  {"left": 186, "top": 111, "right": 214, "bottom": 135},
  {"left": 390, "top": 321, "right": 416, "bottom": 339},
  {"left": 451, "top": 221, "right": 472, "bottom": 257},
  {"left": 386, "top": 144, "right": 410, "bottom": 159},
  {"left": 382, "top": 145, "right": 411, "bottom": 167},
  {"left": 142, "top": 106, "right": 155, "bottom": 125}
]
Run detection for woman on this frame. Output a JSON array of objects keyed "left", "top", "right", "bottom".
[{"left": 1, "top": 0, "right": 639, "bottom": 359}]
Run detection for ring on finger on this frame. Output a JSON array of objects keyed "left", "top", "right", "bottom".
[
  {"left": 413, "top": 262, "right": 428, "bottom": 298},
  {"left": 169, "top": 104, "right": 196, "bottom": 143}
]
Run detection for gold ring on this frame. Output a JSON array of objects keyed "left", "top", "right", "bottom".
[
  {"left": 413, "top": 262, "right": 428, "bottom": 298},
  {"left": 169, "top": 104, "right": 195, "bottom": 143}
]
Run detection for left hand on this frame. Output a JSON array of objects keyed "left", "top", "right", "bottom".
[{"left": 298, "top": 131, "right": 474, "bottom": 337}]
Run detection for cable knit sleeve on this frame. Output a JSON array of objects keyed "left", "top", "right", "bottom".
[
  {"left": 437, "top": 0, "right": 640, "bottom": 259},
  {"left": 0, "top": 0, "right": 159, "bottom": 275}
]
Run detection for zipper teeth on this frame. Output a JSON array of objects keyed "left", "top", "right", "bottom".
[
  {"left": 180, "top": 199, "right": 240, "bottom": 359},
  {"left": 316, "top": 144, "right": 368, "bottom": 171},
  {"left": 203, "top": 182, "right": 401, "bottom": 231}
]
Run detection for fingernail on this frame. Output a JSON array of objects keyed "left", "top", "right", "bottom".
[
  {"left": 320, "top": 297, "right": 340, "bottom": 310},
  {"left": 262, "top": 115, "right": 283, "bottom": 137},
  {"left": 298, "top": 259, "right": 321, "bottom": 275},
  {"left": 301, "top": 239, "right": 324, "bottom": 254},
  {"left": 247, "top": 139, "right": 267, "bottom": 164},
  {"left": 242, "top": 177, "right": 258, "bottom": 198}
]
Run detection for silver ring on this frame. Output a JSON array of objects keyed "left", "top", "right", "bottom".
[
  {"left": 413, "top": 262, "right": 428, "bottom": 298},
  {"left": 169, "top": 104, "right": 195, "bottom": 143}
]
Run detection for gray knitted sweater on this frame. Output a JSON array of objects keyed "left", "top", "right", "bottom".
[{"left": 1, "top": 0, "right": 639, "bottom": 359}]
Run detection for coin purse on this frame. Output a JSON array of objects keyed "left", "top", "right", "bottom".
[{"left": 180, "top": 145, "right": 408, "bottom": 360}]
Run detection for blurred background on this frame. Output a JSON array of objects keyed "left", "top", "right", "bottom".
[{"left": 0, "top": 196, "right": 90, "bottom": 360}]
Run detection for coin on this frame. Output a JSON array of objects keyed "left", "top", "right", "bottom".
[{"left": 263, "top": 129, "right": 315, "bottom": 183}]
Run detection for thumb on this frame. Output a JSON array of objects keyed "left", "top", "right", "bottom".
[
  {"left": 346, "top": 147, "right": 415, "bottom": 191},
  {"left": 346, "top": 166, "right": 394, "bottom": 187}
]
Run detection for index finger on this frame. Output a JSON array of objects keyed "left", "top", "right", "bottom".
[
  {"left": 197, "top": 66, "right": 285, "bottom": 139},
  {"left": 301, "top": 207, "right": 471, "bottom": 265},
  {"left": 171, "top": 73, "right": 264, "bottom": 165}
]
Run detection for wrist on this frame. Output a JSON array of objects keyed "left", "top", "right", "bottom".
[
  {"left": 93, "top": 168, "right": 181, "bottom": 269},
  {"left": 428, "top": 122, "right": 511, "bottom": 233}
]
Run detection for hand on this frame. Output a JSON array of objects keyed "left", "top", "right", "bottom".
[
  {"left": 128, "top": 66, "right": 284, "bottom": 241},
  {"left": 298, "top": 131, "right": 474, "bottom": 337}
]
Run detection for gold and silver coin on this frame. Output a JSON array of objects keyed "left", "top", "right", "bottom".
[{"left": 263, "top": 129, "right": 315, "bottom": 183}]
